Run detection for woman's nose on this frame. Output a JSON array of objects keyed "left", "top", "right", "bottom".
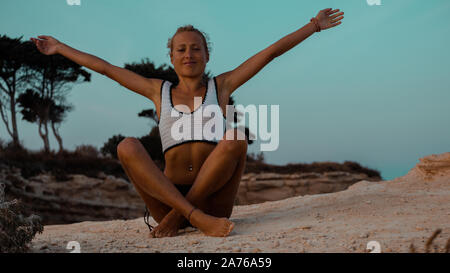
[{"left": 184, "top": 49, "right": 193, "bottom": 57}]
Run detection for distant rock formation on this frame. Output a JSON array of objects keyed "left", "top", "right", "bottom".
[
  {"left": 0, "top": 165, "right": 144, "bottom": 225},
  {"left": 411, "top": 153, "right": 450, "bottom": 181},
  {"left": 236, "top": 171, "right": 380, "bottom": 205}
]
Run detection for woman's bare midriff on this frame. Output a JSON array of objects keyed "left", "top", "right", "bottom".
[{"left": 163, "top": 141, "right": 217, "bottom": 185}]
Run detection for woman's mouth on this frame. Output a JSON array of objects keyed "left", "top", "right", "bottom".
[{"left": 184, "top": 62, "right": 196, "bottom": 66}]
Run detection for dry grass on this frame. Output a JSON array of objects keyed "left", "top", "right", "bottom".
[{"left": 410, "top": 229, "right": 450, "bottom": 253}]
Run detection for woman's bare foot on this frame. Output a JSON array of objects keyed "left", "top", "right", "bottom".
[
  {"left": 189, "top": 209, "right": 234, "bottom": 237},
  {"left": 148, "top": 208, "right": 234, "bottom": 238},
  {"left": 149, "top": 210, "right": 185, "bottom": 238}
]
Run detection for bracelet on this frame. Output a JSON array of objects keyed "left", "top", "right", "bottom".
[
  {"left": 187, "top": 207, "right": 197, "bottom": 222},
  {"left": 310, "top": 17, "right": 321, "bottom": 32}
]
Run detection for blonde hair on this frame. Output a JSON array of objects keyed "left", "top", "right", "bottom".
[{"left": 167, "top": 25, "right": 211, "bottom": 57}]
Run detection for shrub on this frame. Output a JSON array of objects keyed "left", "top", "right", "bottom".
[
  {"left": 0, "top": 147, "right": 127, "bottom": 182},
  {"left": 100, "top": 134, "right": 126, "bottom": 159},
  {"left": 247, "top": 152, "right": 265, "bottom": 163},
  {"left": 74, "top": 144, "right": 99, "bottom": 157},
  {"left": 0, "top": 183, "right": 44, "bottom": 253}
]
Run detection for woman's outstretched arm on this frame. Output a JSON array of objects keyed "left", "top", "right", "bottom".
[
  {"left": 30, "top": 36, "right": 160, "bottom": 102},
  {"left": 219, "top": 8, "right": 344, "bottom": 96}
]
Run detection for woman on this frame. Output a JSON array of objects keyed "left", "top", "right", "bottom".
[{"left": 31, "top": 8, "right": 344, "bottom": 238}]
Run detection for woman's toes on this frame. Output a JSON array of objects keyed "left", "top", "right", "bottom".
[
  {"left": 226, "top": 221, "right": 234, "bottom": 235},
  {"left": 157, "top": 228, "right": 178, "bottom": 238}
]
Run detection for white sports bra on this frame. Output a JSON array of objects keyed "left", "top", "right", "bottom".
[{"left": 157, "top": 77, "right": 228, "bottom": 154}]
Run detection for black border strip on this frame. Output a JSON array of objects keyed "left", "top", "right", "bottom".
[{"left": 0, "top": 253, "right": 441, "bottom": 271}]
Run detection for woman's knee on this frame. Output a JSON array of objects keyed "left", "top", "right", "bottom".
[
  {"left": 222, "top": 129, "right": 248, "bottom": 155},
  {"left": 117, "top": 137, "right": 142, "bottom": 160}
]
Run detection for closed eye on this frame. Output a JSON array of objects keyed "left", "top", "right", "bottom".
[{"left": 177, "top": 48, "right": 200, "bottom": 52}]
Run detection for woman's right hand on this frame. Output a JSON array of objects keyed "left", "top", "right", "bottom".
[
  {"left": 30, "top": 35, "right": 60, "bottom": 55},
  {"left": 314, "top": 8, "right": 344, "bottom": 31}
]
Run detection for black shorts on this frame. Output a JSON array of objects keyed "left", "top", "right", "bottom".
[{"left": 174, "top": 183, "right": 192, "bottom": 196}]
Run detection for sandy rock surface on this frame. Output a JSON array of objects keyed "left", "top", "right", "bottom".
[{"left": 30, "top": 153, "right": 450, "bottom": 253}]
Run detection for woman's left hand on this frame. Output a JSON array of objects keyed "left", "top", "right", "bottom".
[{"left": 315, "top": 8, "right": 344, "bottom": 31}]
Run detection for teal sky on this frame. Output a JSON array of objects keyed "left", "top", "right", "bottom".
[{"left": 1, "top": 0, "right": 449, "bottom": 180}]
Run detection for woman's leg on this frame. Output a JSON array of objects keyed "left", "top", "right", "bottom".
[
  {"left": 116, "top": 137, "right": 234, "bottom": 237},
  {"left": 203, "top": 143, "right": 247, "bottom": 218},
  {"left": 119, "top": 161, "right": 171, "bottom": 223},
  {"left": 151, "top": 129, "right": 248, "bottom": 237},
  {"left": 187, "top": 129, "right": 248, "bottom": 202}
]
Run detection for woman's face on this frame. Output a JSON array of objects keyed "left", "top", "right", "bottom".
[{"left": 170, "top": 31, "right": 209, "bottom": 79}]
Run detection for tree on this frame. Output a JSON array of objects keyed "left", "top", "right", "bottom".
[
  {"left": 0, "top": 35, "right": 35, "bottom": 147},
  {"left": 16, "top": 88, "right": 49, "bottom": 150},
  {"left": 48, "top": 99, "right": 73, "bottom": 153},
  {"left": 124, "top": 58, "right": 179, "bottom": 83},
  {"left": 17, "top": 88, "right": 72, "bottom": 153},
  {"left": 138, "top": 109, "right": 158, "bottom": 132},
  {"left": 24, "top": 41, "right": 90, "bottom": 153}
]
